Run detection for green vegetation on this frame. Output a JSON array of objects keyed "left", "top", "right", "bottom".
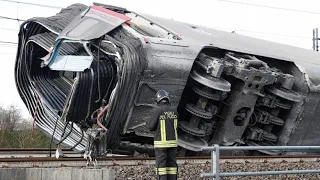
[
  {"left": 0, "top": 129, "right": 54, "bottom": 148},
  {"left": 0, "top": 104, "right": 55, "bottom": 148}
]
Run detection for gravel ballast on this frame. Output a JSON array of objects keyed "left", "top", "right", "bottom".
[{"left": 111, "top": 159, "right": 320, "bottom": 180}]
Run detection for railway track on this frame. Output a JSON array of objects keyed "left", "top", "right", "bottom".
[
  {"left": 1, "top": 148, "right": 320, "bottom": 160},
  {"left": 1, "top": 148, "right": 320, "bottom": 168},
  {"left": 0, "top": 148, "right": 81, "bottom": 158}
]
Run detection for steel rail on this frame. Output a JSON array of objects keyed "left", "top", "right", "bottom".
[
  {"left": 0, "top": 148, "right": 71, "bottom": 152},
  {"left": 2, "top": 148, "right": 320, "bottom": 162},
  {"left": 2, "top": 155, "right": 320, "bottom": 162}
]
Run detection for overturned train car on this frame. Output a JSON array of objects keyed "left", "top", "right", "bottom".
[{"left": 14, "top": 3, "right": 320, "bottom": 157}]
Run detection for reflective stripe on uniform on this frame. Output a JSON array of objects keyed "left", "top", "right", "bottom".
[
  {"left": 166, "top": 167, "right": 177, "bottom": 175},
  {"left": 155, "top": 110, "right": 178, "bottom": 148},
  {"left": 160, "top": 119, "right": 166, "bottom": 141},
  {"left": 154, "top": 140, "right": 178, "bottom": 148},
  {"left": 155, "top": 167, "right": 167, "bottom": 175},
  {"left": 174, "top": 119, "right": 178, "bottom": 139},
  {"left": 155, "top": 167, "right": 177, "bottom": 175}
]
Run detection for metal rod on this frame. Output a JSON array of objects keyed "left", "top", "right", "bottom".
[
  {"left": 215, "top": 144, "right": 219, "bottom": 180},
  {"left": 202, "top": 170, "right": 320, "bottom": 177},
  {"left": 202, "top": 145, "right": 320, "bottom": 151},
  {"left": 313, "top": 29, "right": 316, "bottom": 51},
  {"left": 211, "top": 148, "right": 214, "bottom": 180},
  {"left": 201, "top": 144, "right": 320, "bottom": 179},
  {"left": 316, "top": 28, "right": 319, "bottom": 51}
]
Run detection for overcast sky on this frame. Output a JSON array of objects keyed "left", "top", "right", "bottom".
[{"left": 1, "top": 0, "right": 320, "bottom": 118}]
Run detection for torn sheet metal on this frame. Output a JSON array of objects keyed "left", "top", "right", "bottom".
[
  {"left": 41, "top": 5, "right": 131, "bottom": 72},
  {"left": 57, "top": 5, "right": 131, "bottom": 41}
]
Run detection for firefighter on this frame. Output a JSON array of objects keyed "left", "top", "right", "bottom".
[{"left": 146, "top": 90, "right": 178, "bottom": 180}]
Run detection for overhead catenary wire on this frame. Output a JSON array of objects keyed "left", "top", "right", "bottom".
[
  {"left": 0, "top": 27, "right": 18, "bottom": 31},
  {"left": 215, "top": 0, "right": 320, "bottom": 15},
  {"left": 2, "top": 0, "right": 319, "bottom": 15},
  {"left": 0, "top": 14, "right": 312, "bottom": 41},
  {"left": 0, "top": 43, "right": 17, "bottom": 47},
  {"left": 0, "top": 1, "right": 315, "bottom": 41},
  {"left": 0, "top": 0, "right": 62, "bottom": 9},
  {"left": 0, "top": 52, "right": 16, "bottom": 54},
  {"left": 0, "top": 15, "right": 24, "bottom": 21},
  {"left": 0, "top": 40, "right": 18, "bottom": 45},
  {"left": 0, "top": 1, "right": 314, "bottom": 53}
]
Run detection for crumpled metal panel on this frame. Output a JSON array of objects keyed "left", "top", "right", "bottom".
[
  {"left": 14, "top": 4, "right": 90, "bottom": 152},
  {"left": 57, "top": 5, "right": 131, "bottom": 41},
  {"left": 25, "top": 4, "right": 88, "bottom": 35},
  {"left": 42, "top": 5, "right": 131, "bottom": 72},
  {"left": 14, "top": 2, "right": 320, "bottom": 156}
]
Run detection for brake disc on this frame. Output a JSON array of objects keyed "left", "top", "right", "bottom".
[
  {"left": 266, "top": 86, "right": 302, "bottom": 102},
  {"left": 190, "top": 70, "right": 231, "bottom": 92},
  {"left": 193, "top": 86, "right": 221, "bottom": 101},
  {"left": 185, "top": 103, "right": 213, "bottom": 119},
  {"left": 178, "top": 121, "right": 206, "bottom": 137}
]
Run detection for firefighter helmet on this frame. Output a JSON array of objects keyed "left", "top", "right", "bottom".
[{"left": 153, "top": 90, "right": 170, "bottom": 103}]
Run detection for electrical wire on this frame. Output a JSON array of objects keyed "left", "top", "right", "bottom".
[
  {"left": 57, "top": 122, "right": 74, "bottom": 145},
  {"left": 97, "top": 105, "right": 110, "bottom": 132},
  {"left": 2, "top": 0, "right": 319, "bottom": 15},
  {"left": 0, "top": 44, "right": 17, "bottom": 48},
  {"left": 0, "top": 52, "right": 15, "bottom": 54},
  {"left": 0, "top": 0, "right": 62, "bottom": 9},
  {"left": 0, "top": 14, "right": 314, "bottom": 41},
  {"left": 70, "top": 128, "right": 84, "bottom": 150},
  {"left": 0, "top": 15, "right": 24, "bottom": 21},
  {"left": 0, "top": 27, "right": 18, "bottom": 31},
  {"left": 49, "top": 116, "right": 59, "bottom": 157},
  {"left": 0, "top": 17, "right": 310, "bottom": 42},
  {"left": 0, "top": 41, "right": 18, "bottom": 44},
  {"left": 215, "top": 0, "right": 320, "bottom": 15}
]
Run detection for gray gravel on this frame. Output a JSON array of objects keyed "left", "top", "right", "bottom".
[{"left": 109, "top": 160, "right": 320, "bottom": 180}]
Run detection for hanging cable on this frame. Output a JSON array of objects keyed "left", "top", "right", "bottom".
[
  {"left": 96, "top": 105, "right": 110, "bottom": 132},
  {"left": 49, "top": 116, "right": 59, "bottom": 157},
  {"left": 57, "top": 122, "right": 74, "bottom": 145},
  {"left": 70, "top": 128, "right": 84, "bottom": 150}
]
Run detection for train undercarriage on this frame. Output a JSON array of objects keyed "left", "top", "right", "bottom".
[{"left": 14, "top": 3, "right": 320, "bottom": 158}]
